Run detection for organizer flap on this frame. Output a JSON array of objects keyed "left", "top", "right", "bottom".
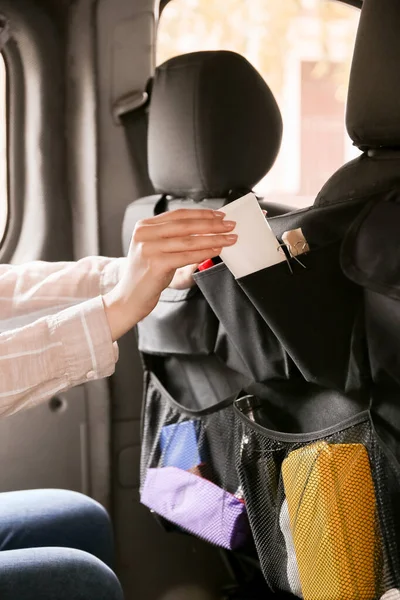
[
  {"left": 342, "top": 194, "right": 400, "bottom": 300},
  {"left": 137, "top": 286, "right": 218, "bottom": 356}
]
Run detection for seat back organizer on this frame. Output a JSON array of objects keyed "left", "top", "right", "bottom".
[{"left": 123, "top": 5, "right": 400, "bottom": 595}]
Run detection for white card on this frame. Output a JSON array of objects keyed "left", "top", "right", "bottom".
[{"left": 220, "top": 192, "right": 286, "bottom": 278}]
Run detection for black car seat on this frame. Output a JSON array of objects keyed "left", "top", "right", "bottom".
[
  {"left": 122, "top": 50, "right": 299, "bottom": 437},
  {"left": 122, "top": 10, "right": 400, "bottom": 595},
  {"left": 121, "top": 51, "right": 296, "bottom": 598},
  {"left": 122, "top": 50, "right": 299, "bottom": 423}
]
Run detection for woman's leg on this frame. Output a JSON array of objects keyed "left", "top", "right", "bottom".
[
  {"left": 0, "top": 547, "right": 124, "bottom": 600},
  {"left": 0, "top": 489, "right": 114, "bottom": 567}
]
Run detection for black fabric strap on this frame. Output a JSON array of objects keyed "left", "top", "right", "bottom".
[{"left": 118, "top": 83, "right": 154, "bottom": 199}]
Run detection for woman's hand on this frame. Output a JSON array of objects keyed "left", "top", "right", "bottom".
[{"left": 103, "top": 209, "right": 237, "bottom": 340}]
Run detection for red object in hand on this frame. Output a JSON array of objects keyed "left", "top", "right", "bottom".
[{"left": 198, "top": 259, "right": 215, "bottom": 272}]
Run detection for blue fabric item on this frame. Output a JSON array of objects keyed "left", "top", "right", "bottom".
[
  {"left": 160, "top": 421, "right": 201, "bottom": 470},
  {"left": 0, "top": 489, "right": 123, "bottom": 600}
]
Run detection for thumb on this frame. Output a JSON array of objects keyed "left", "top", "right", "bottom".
[{"left": 169, "top": 264, "right": 198, "bottom": 290}]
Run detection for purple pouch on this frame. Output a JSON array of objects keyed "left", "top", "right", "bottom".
[{"left": 141, "top": 467, "right": 249, "bottom": 550}]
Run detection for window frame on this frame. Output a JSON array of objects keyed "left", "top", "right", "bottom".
[
  {"left": 0, "top": 52, "right": 8, "bottom": 248},
  {"left": 0, "top": 0, "right": 72, "bottom": 265},
  {"left": 0, "top": 40, "right": 22, "bottom": 258}
]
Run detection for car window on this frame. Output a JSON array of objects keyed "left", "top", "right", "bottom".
[{"left": 157, "top": 0, "right": 360, "bottom": 208}]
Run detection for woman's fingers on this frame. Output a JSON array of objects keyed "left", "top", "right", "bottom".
[
  {"left": 155, "top": 233, "right": 237, "bottom": 254},
  {"left": 134, "top": 216, "right": 235, "bottom": 241},
  {"left": 140, "top": 208, "right": 225, "bottom": 224}
]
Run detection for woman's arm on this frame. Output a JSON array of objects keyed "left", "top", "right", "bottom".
[
  {"left": 0, "top": 297, "right": 117, "bottom": 419},
  {"left": 0, "top": 208, "right": 237, "bottom": 418},
  {"left": 0, "top": 256, "right": 125, "bottom": 330}
]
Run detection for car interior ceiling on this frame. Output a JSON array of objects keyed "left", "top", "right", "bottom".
[{"left": 3, "top": 0, "right": 400, "bottom": 599}]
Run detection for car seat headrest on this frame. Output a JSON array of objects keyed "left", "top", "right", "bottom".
[
  {"left": 346, "top": 0, "right": 400, "bottom": 150},
  {"left": 148, "top": 51, "right": 283, "bottom": 200}
]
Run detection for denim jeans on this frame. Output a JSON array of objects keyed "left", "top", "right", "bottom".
[{"left": 0, "top": 489, "right": 124, "bottom": 600}]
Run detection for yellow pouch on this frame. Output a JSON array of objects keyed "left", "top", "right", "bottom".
[{"left": 282, "top": 442, "right": 381, "bottom": 600}]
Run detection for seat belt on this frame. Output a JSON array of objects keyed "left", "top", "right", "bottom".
[{"left": 113, "top": 80, "right": 154, "bottom": 199}]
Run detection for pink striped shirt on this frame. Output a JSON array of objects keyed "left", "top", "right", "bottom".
[{"left": 0, "top": 256, "right": 125, "bottom": 419}]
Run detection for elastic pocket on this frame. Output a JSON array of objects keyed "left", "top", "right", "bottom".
[
  {"left": 137, "top": 286, "right": 218, "bottom": 355},
  {"left": 139, "top": 371, "right": 250, "bottom": 550},
  {"left": 193, "top": 263, "right": 293, "bottom": 382},
  {"left": 235, "top": 395, "right": 400, "bottom": 599},
  {"left": 236, "top": 242, "right": 363, "bottom": 391}
]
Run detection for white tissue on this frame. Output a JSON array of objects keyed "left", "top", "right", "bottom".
[
  {"left": 279, "top": 498, "right": 303, "bottom": 598},
  {"left": 381, "top": 591, "right": 400, "bottom": 600}
]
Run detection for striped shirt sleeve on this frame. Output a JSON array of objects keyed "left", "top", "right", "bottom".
[
  {"left": 0, "top": 256, "right": 125, "bottom": 329},
  {"left": 0, "top": 256, "right": 125, "bottom": 419}
]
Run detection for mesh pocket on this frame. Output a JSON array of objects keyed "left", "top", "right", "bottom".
[
  {"left": 235, "top": 395, "right": 400, "bottom": 599},
  {"left": 140, "top": 372, "right": 250, "bottom": 551}
]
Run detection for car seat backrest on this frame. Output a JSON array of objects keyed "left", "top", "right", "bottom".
[
  {"left": 346, "top": 0, "right": 400, "bottom": 152},
  {"left": 123, "top": 50, "right": 289, "bottom": 255},
  {"left": 125, "top": 5, "right": 400, "bottom": 595},
  {"left": 263, "top": 0, "right": 400, "bottom": 455},
  {"left": 310, "top": 0, "right": 400, "bottom": 213}
]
